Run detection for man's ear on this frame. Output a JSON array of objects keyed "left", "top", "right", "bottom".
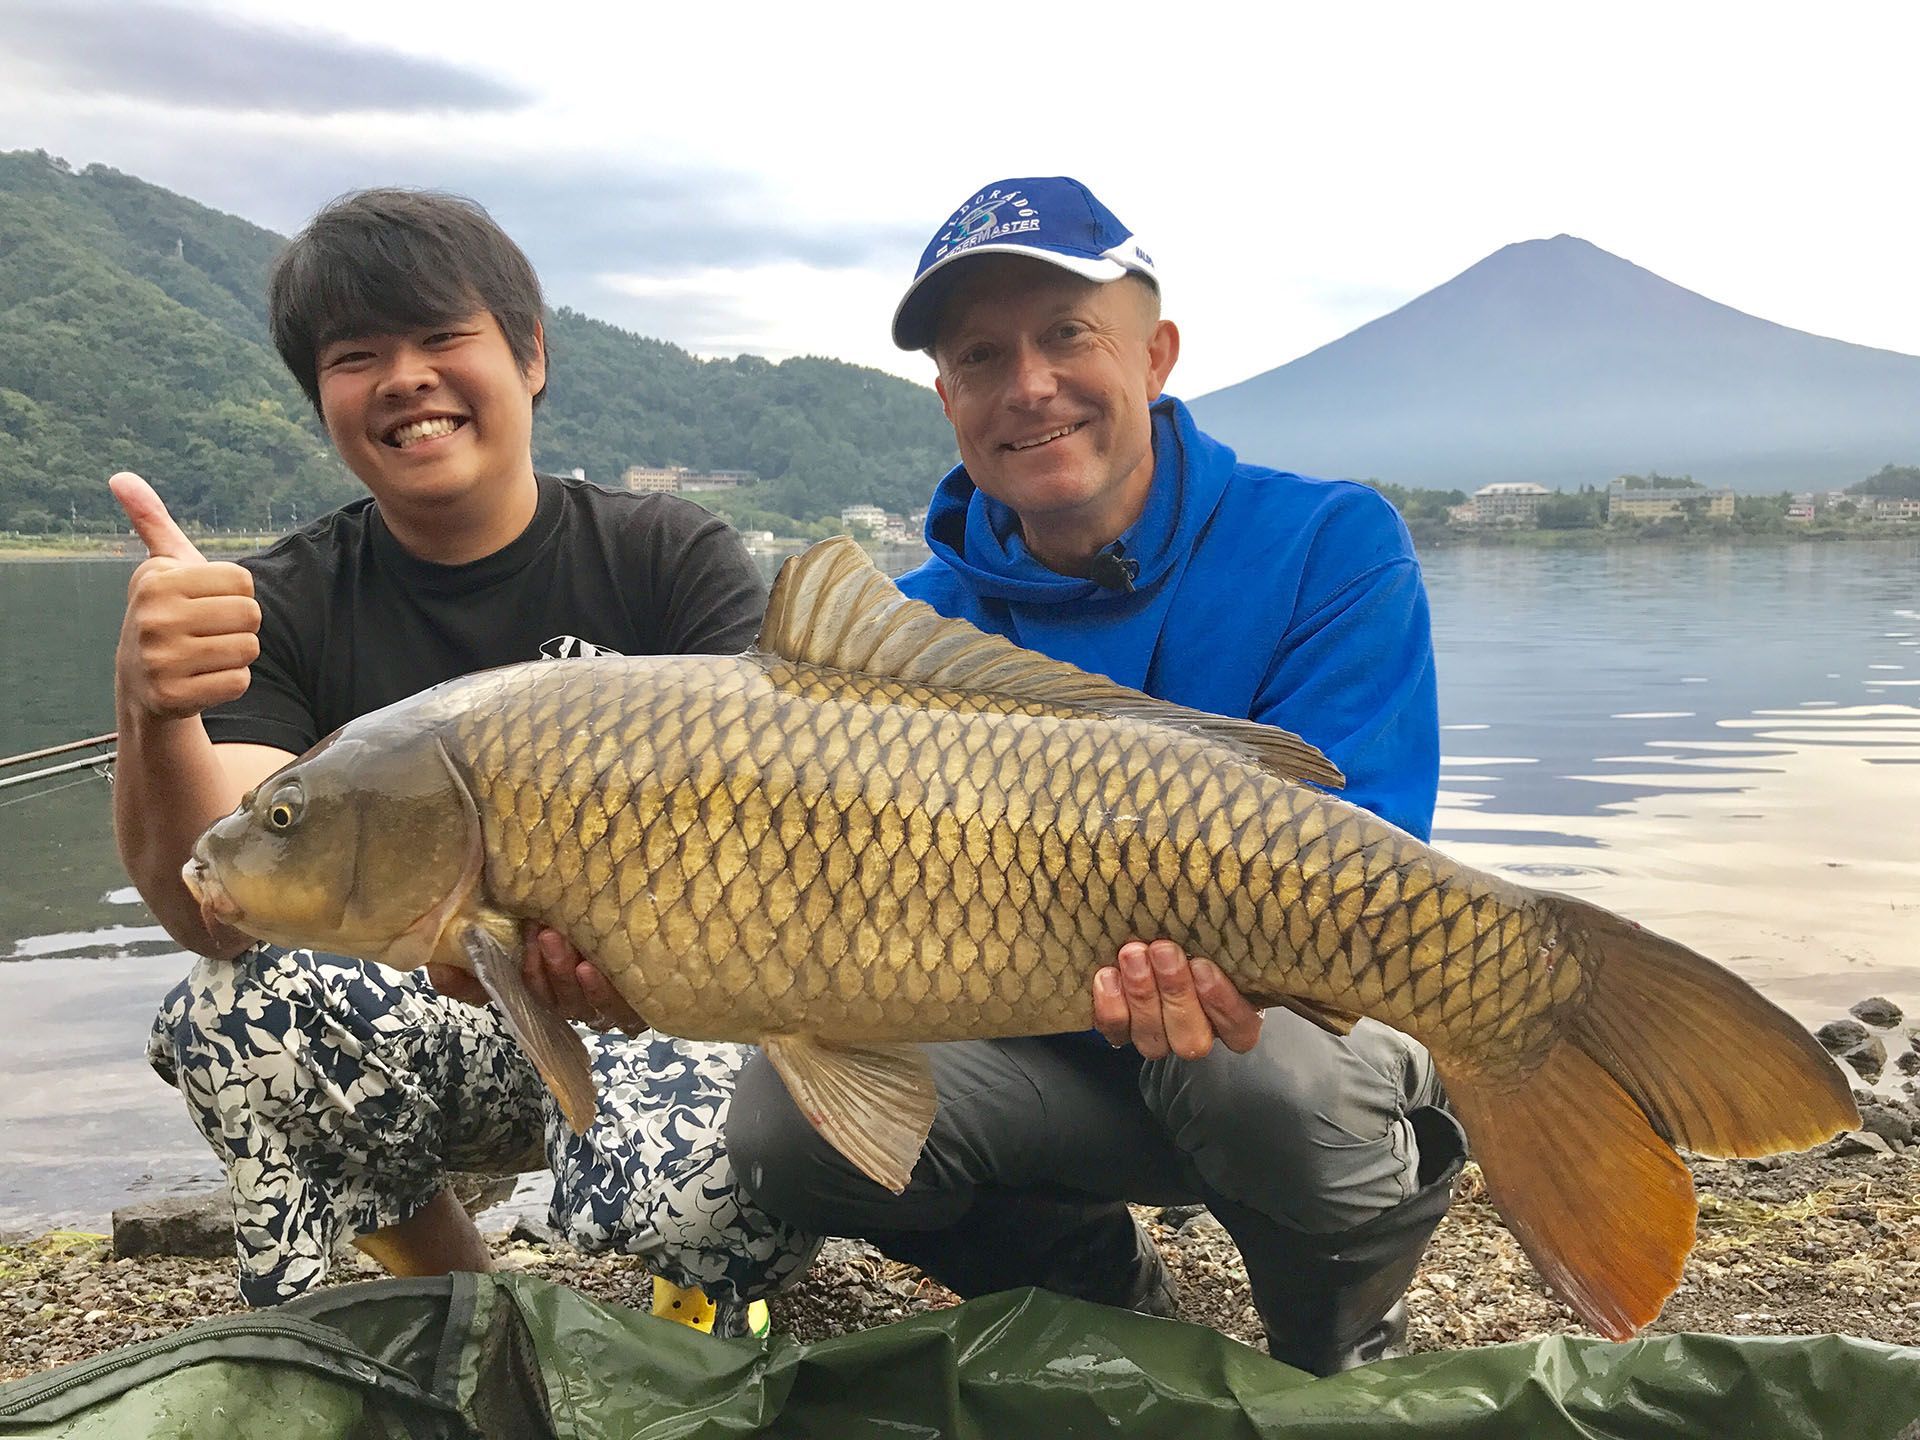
[
  {"left": 1145, "top": 319, "right": 1180, "bottom": 401},
  {"left": 934, "top": 373, "right": 955, "bottom": 423},
  {"left": 525, "top": 319, "right": 549, "bottom": 399}
]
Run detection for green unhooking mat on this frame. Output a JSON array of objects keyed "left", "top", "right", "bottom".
[{"left": 3, "top": 1274, "right": 1917, "bottom": 1439}]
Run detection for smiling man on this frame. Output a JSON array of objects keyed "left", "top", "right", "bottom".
[
  {"left": 727, "top": 176, "right": 1467, "bottom": 1375},
  {"left": 110, "top": 189, "right": 815, "bottom": 1331}
]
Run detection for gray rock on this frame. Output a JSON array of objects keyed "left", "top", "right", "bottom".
[
  {"left": 1821, "top": 1019, "right": 1872, "bottom": 1052},
  {"left": 111, "top": 1194, "right": 233, "bottom": 1260},
  {"left": 1897, "top": 1051, "right": 1920, "bottom": 1077},
  {"left": 1156, "top": 1204, "right": 1209, "bottom": 1230},
  {"left": 1832, "top": 1130, "right": 1895, "bottom": 1158},
  {"left": 1819, "top": 1022, "right": 1887, "bottom": 1083},
  {"left": 1851, "top": 997, "right": 1904, "bottom": 1029},
  {"left": 1860, "top": 1103, "right": 1916, "bottom": 1145},
  {"left": 472, "top": 1170, "right": 559, "bottom": 1241},
  {"left": 508, "top": 1214, "right": 563, "bottom": 1246}
]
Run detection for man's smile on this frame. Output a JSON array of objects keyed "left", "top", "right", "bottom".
[
  {"left": 1003, "top": 421, "right": 1087, "bottom": 453},
  {"left": 383, "top": 415, "right": 469, "bottom": 449}
]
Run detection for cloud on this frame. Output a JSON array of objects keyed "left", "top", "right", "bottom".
[
  {"left": 3, "top": 2, "right": 529, "bottom": 115},
  {"left": 2, "top": 115, "right": 924, "bottom": 294}
]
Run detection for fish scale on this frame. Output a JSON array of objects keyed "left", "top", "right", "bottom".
[
  {"left": 448, "top": 653, "right": 1572, "bottom": 1071},
  {"left": 186, "top": 535, "right": 1858, "bottom": 1340}
]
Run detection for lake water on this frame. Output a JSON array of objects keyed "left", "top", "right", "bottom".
[{"left": 1, "top": 540, "right": 1916, "bottom": 1234}]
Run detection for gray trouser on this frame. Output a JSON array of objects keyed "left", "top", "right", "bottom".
[{"left": 727, "top": 1010, "right": 1444, "bottom": 1248}]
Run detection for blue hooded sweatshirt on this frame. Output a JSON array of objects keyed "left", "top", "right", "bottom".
[{"left": 894, "top": 396, "right": 1439, "bottom": 840}]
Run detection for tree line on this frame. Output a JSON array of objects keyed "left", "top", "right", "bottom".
[{"left": 0, "top": 150, "right": 954, "bottom": 536}]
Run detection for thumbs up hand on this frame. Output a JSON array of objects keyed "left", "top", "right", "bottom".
[{"left": 111, "top": 472, "right": 262, "bottom": 722}]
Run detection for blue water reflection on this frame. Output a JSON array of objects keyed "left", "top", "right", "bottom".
[{"left": 1422, "top": 543, "right": 1920, "bottom": 826}]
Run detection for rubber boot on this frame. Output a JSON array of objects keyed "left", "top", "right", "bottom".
[
  {"left": 867, "top": 1192, "right": 1179, "bottom": 1319},
  {"left": 1222, "top": 1105, "right": 1468, "bottom": 1375},
  {"left": 651, "top": 1276, "right": 772, "bottom": 1339}
]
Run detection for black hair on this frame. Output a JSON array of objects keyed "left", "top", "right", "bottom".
[{"left": 267, "top": 188, "right": 547, "bottom": 413}]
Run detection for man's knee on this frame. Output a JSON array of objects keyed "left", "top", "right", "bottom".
[
  {"left": 1139, "top": 1017, "right": 1430, "bottom": 1232},
  {"left": 724, "top": 1051, "right": 841, "bottom": 1230},
  {"left": 152, "top": 950, "right": 321, "bottom": 1128}
]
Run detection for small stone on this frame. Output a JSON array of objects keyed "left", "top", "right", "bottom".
[
  {"left": 509, "top": 1214, "right": 562, "bottom": 1246},
  {"left": 1834, "top": 1130, "right": 1894, "bottom": 1157},
  {"left": 1897, "top": 1051, "right": 1920, "bottom": 1077},
  {"left": 1823, "top": 1020, "right": 1872, "bottom": 1052},
  {"left": 1851, "top": 997, "right": 1904, "bottom": 1029},
  {"left": 1818, "top": 1023, "right": 1887, "bottom": 1083},
  {"left": 111, "top": 1196, "right": 233, "bottom": 1261},
  {"left": 1860, "top": 1103, "right": 1917, "bottom": 1145}
]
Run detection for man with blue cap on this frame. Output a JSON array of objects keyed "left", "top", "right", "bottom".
[{"left": 728, "top": 176, "right": 1468, "bottom": 1374}]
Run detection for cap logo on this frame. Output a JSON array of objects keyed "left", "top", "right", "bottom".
[{"left": 933, "top": 187, "right": 1040, "bottom": 261}]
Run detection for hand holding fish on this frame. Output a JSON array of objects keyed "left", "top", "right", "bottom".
[
  {"left": 182, "top": 537, "right": 1859, "bottom": 1340},
  {"left": 110, "top": 471, "right": 261, "bottom": 722},
  {"left": 1094, "top": 940, "right": 1264, "bottom": 1059},
  {"left": 428, "top": 923, "right": 646, "bottom": 1034}
]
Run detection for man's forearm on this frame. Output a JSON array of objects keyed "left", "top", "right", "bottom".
[{"left": 112, "top": 709, "right": 252, "bottom": 958}]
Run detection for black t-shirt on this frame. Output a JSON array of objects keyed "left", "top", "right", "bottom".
[{"left": 203, "top": 473, "right": 767, "bottom": 754}]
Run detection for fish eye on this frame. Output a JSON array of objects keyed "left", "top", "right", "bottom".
[{"left": 264, "top": 783, "right": 304, "bottom": 831}]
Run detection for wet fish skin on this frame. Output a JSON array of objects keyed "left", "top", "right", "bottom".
[
  {"left": 454, "top": 652, "right": 1572, "bottom": 1077},
  {"left": 184, "top": 537, "right": 1859, "bottom": 1342}
]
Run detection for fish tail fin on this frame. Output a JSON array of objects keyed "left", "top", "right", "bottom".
[{"left": 1436, "top": 894, "right": 1858, "bottom": 1339}]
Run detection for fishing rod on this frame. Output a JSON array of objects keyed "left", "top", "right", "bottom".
[{"left": 0, "top": 732, "right": 117, "bottom": 794}]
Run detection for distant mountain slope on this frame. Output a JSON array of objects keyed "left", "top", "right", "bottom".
[
  {"left": 0, "top": 150, "right": 952, "bottom": 532},
  {"left": 0, "top": 150, "right": 344, "bottom": 531},
  {"left": 1189, "top": 235, "right": 1920, "bottom": 492}
]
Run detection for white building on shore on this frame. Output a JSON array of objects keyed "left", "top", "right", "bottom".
[
  {"left": 1470, "top": 482, "right": 1550, "bottom": 526},
  {"left": 623, "top": 465, "right": 759, "bottom": 495}
]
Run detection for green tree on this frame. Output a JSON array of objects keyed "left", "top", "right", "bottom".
[
  {"left": 0, "top": 150, "right": 957, "bottom": 536},
  {"left": 1536, "top": 492, "right": 1602, "bottom": 529}
]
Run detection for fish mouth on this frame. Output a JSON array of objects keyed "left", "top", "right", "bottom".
[{"left": 181, "top": 854, "right": 241, "bottom": 934}]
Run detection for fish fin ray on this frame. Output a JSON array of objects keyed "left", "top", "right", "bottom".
[
  {"left": 1436, "top": 894, "right": 1860, "bottom": 1338},
  {"left": 756, "top": 538, "right": 1344, "bottom": 789},
  {"left": 1555, "top": 894, "right": 1859, "bottom": 1155},
  {"left": 463, "top": 924, "right": 598, "bottom": 1135},
  {"left": 1438, "top": 1046, "right": 1695, "bottom": 1340},
  {"left": 763, "top": 1035, "right": 937, "bottom": 1194}
]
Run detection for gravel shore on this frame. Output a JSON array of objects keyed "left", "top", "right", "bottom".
[{"left": 5, "top": 1124, "right": 1917, "bottom": 1384}]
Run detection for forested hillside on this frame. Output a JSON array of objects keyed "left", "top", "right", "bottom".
[{"left": 0, "top": 150, "right": 953, "bottom": 534}]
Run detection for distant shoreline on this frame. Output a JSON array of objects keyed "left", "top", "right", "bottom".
[
  {"left": 5, "top": 526, "right": 1916, "bottom": 563},
  {"left": 0, "top": 537, "right": 271, "bottom": 562},
  {"left": 1410, "top": 523, "right": 1920, "bottom": 550}
]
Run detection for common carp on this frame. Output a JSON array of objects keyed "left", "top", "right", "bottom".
[{"left": 184, "top": 537, "right": 1856, "bottom": 1339}]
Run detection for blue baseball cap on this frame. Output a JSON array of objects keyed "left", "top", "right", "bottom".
[{"left": 891, "top": 176, "right": 1158, "bottom": 351}]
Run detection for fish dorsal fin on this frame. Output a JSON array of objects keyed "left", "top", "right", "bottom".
[{"left": 757, "top": 537, "right": 1346, "bottom": 790}]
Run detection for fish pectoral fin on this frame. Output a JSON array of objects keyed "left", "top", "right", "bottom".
[
  {"left": 462, "top": 924, "right": 598, "bottom": 1135},
  {"left": 763, "top": 1035, "right": 937, "bottom": 1195},
  {"left": 1272, "top": 995, "right": 1361, "bottom": 1036},
  {"left": 755, "top": 538, "right": 1343, "bottom": 790}
]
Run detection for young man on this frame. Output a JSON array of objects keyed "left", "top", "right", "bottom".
[
  {"left": 723, "top": 176, "right": 1467, "bottom": 1374},
  {"left": 112, "top": 188, "right": 816, "bottom": 1330}
]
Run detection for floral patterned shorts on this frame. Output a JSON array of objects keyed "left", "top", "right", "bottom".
[{"left": 147, "top": 946, "right": 820, "bottom": 1324}]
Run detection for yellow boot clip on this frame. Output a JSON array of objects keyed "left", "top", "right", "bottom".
[{"left": 651, "top": 1276, "right": 771, "bottom": 1337}]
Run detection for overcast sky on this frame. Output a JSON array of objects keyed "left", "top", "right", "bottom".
[{"left": 3, "top": 0, "right": 1917, "bottom": 397}]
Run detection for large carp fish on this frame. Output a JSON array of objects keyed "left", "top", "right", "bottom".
[{"left": 184, "top": 537, "right": 1855, "bottom": 1339}]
